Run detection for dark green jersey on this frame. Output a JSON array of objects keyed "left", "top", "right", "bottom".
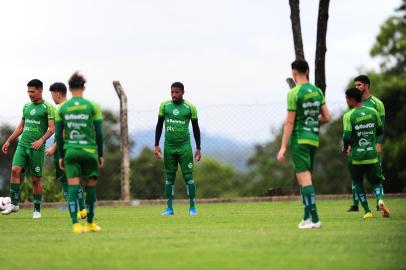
[
  {"left": 342, "top": 106, "right": 383, "bottom": 164},
  {"left": 361, "top": 95, "right": 385, "bottom": 144},
  {"left": 159, "top": 100, "right": 197, "bottom": 146},
  {"left": 55, "top": 97, "right": 103, "bottom": 152},
  {"left": 19, "top": 101, "right": 55, "bottom": 151},
  {"left": 287, "top": 83, "right": 326, "bottom": 147}
]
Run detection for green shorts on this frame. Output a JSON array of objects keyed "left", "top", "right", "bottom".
[
  {"left": 290, "top": 142, "right": 317, "bottom": 173},
  {"left": 164, "top": 143, "right": 194, "bottom": 174},
  {"left": 64, "top": 148, "right": 99, "bottom": 180},
  {"left": 349, "top": 162, "right": 383, "bottom": 185},
  {"left": 12, "top": 145, "right": 45, "bottom": 177}
]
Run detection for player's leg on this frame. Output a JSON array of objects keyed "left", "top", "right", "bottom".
[
  {"left": 2, "top": 145, "right": 27, "bottom": 215},
  {"left": 349, "top": 163, "right": 371, "bottom": 218},
  {"left": 64, "top": 149, "right": 82, "bottom": 232},
  {"left": 179, "top": 144, "right": 197, "bottom": 215},
  {"left": 162, "top": 145, "right": 178, "bottom": 215},
  {"left": 80, "top": 150, "right": 101, "bottom": 232},
  {"left": 29, "top": 148, "right": 45, "bottom": 218},
  {"left": 367, "top": 163, "right": 389, "bottom": 217},
  {"left": 291, "top": 143, "right": 320, "bottom": 228},
  {"left": 347, "top": 182, "right": 360, "bottom": 212}
]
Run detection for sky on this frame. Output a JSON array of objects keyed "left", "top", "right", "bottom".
[{"left": 0, "top": 0, "right": 401, "bottom": 142}]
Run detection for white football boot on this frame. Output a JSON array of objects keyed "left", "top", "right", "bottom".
[{"left": 32, "top": 211, "right": 42, "bottom": 219}]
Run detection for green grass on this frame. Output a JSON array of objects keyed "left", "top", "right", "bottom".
[{"left": 1, "top": 199, "right": 406, "bottom": 270}]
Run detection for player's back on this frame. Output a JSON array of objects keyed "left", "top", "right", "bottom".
[
  {"left": 288, "top": 83, "right": 325, "bottom": 147},
  {"left": 58, "top": 97, "right": 102, "bottom": 150},
  {"left": 344, "top": 106, "right": 381, "bottom": 164}
]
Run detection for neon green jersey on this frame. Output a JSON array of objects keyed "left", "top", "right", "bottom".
[
  {"left": 19, "top": 101, "right": 55, "bottom": 151},
  {"left": 342, "top": 106, "right": 383, "bottom": 165},
  {"left": 287, "top": 83, "right": 326, "bottom": 147},
  {"left": 361, "top": 95, "right": 385, "bottom": 144},
  {"left": 55, "top": 97, "right": 103, "bottom": 151},
  {"left": 159, "top": 100, "right": 197, "bottom": 146}
]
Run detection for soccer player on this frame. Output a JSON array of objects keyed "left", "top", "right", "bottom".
[
  {"left": 1, "top": 79, "right": 55, "bottom": 218},
  {"left": 347, "top": 75, "right": 386, "bottom": 212},
  {"left": 277, "top": 59, "right": 330, "bottom": 229},
  {"left": 342, "top": 88, "right": 390, "bottom": 218},
  {"left": 55, "top": 72, "right": 104, "bottom": 233},
  {"left": 155, "top": 82, "right": 201, "bottom": 216},
  {"left": 46, "top": 82, "right": 87, "bottom": 219}
]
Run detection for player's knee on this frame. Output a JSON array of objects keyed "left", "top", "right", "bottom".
[
  {"left": 11, "top": 166, "right": 22, "bottom": 177},
  {"left": 183, "top": 173, "right": 194, "bottom": 182},
  {"left": 85, "top": 178, "right": 97, "bottom": 187},
  {"left": 166, "top": 173, "right": 176, "bottom": 183}
]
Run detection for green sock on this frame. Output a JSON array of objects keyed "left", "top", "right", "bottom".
[
  {"left": 78, "top": 185, "right": 86, "bottom": 211},
  {"left": 372, "top": 183, "right": 384, "bottom": 201},
  {"left": 10, "top": 183, "right": 20, "bottom": 206},
  {"left": 300, "top": 187, "right": 310, "bottom": 220},
  {"left": 351, "top": 181, "right": 359, "bottom": 206},
  {"left": 184, "top": 173, "right": 196, "bottom": 209},
  {"left": 62, "top": 182, "right": 69, "bottom": 202},
  {"left": 165, "top": 180, "right": 174, "bottom": 209},
  {"left": 33, "top": 194, "right": 42, "bottom": 212},
  {"left": 85, "top": 186, "right": 96, "bottom": 224},
  {"left": 68, "top": 185, "right": 79, "bottom": 224},
  {"left": 302, "top": 185, "right": 319, "bottom": 223},
  {"left": 354, "top": 182, "right": 370, "bottom": 213}
]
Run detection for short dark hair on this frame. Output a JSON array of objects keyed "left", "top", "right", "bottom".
[
  {"left": 68, "top": 72, "right": 86, "bottom": 89},
  {"left": 345, "top": 88, "right": 362, "bottom": 103},
  {"left": 354, "top": 75, "right": 370, "bottom": 86},
  {"left": 49, "top": 82, "right": 67, "bottom": 96},
  {"left": 27, "top": 79, "right": 43, "bottom": 89},
  {"left": 291, "top": 59, "right": 309, "bottom": 74},
  {"left": 171, "top": 82, "right": 184, "bottom": 91}
]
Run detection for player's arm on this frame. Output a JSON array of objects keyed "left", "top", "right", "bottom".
[
  {"left": 154, "top": 116, "right": 164, "bottom": 159},
  {"left": 319, "top": 104, "right": 330, "bottom": 124},
  {"left": 32, "top": 119, "right": 55, "bottom": 150},
  {"left": 55, "top": 120, "right": 65, "bottom": 169},
  {"left": 191, "top": 119, "right": 201, "bottom": 161},
  {"left": 46, "top": 142, "right": 57, "bottom": 156},
  {"left": 277, "top": 111, "right": 295, "bottom": 162},
  {"left": 2, "top": 119, "right": 24, "bottom": 154},
  {"left": 376, "top": 100, "right": 385, "bottom": 153},
  {"left": 92, "top": 102, "right": 104, "bottom": 167},
  {"left": 342, "top": 112, "right": 352, "bottom": 154}
]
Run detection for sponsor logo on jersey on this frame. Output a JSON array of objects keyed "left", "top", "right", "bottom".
[
  {"left": 166, "top": 118, "right": 186, "bottom": 125},
  {"left": 67, "top": 104, "right": 87, "bottom": 112},
  {"left": 25, "top": 119, "right": 41, "bottom": 125},
  {"left": 302, "top": 101, "right": 320, "bottom": 108},
  {"left": 30, "top": 109, "right": 36, "bottom": 115},
  {"left": 69, "top": 130, "right": 86, "bottom": 140},
  {"left": 64, "top": 114, "right": 90, "bottom": 120},
  {"left": 173, "top": 109, "right": 180, "bottom": 116},
  {"left": 355, "top": 114, "right": 372, "bottom": 123},
  {"left": 355, "top": 123, "right": 374, "bottom": 130},
  {"left": 359, "top": 138, "right": 371, "bottom": 147},
  {"left": 67, "top": 122, "right": 87, "bottom": 129}
]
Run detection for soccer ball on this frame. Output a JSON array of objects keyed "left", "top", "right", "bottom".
[{"left": 0, "top": 197, "right": 11, "bottom": 210}]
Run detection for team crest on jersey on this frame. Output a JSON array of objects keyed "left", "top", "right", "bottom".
[
  {"left": 30, "top": 109, "right": 36, "bottom": 115},
  {"left": 173, "top": 109, "right": 180, "bottom": 116},
  {"left": 188, "top": 163, "right": 193, "bottom": 169},
  {"left": 35, "top": 166, "right": 41, "bottom": 173}
]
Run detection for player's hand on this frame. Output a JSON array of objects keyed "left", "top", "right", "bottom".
[
  {"left": 2, "top": 141, "right": 10, "bottom": 154},
  {"left": 377, "top": 144, "right": 382, "bottom": 154},
  {"left": 99, "top": 157, "right": 104, "bottom": 168},
  {"left": 45, "top": 146, "right": 56, "bottom": 156},
  {"left": 277, "top": 147, "right": 286, "bottom": 163},
  {"left": 31, "top": 138, "right": 45, "bottom": 150},
  {"left": 154, "top": 146, "right": 163, "bottom": 159},
  {"left": 59, "top": 158, "right": 65, "bottom": 170},
  {"left": 195, "top": 149, "right": 201, "bottom": 162}
]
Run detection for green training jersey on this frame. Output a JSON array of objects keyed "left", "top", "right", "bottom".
[
  {"left": 287, "top": 83, "right": 326, "bottom": 147},
  {"left": 19, "top": 101, "right": 55, "bottom": 151},
  {"left": 342, "top": 106, "right": 383, "bottom": 165},
  {"left": 159, "top": 100, "right": 197, "bottom": 146},
  {"left": 55, "top": 97, "right": 103, "bottom": 151},
  {"left": 53, "top": 101, "right": 66, "bottom": 160},
  {"left": 361, "top": 95, "right": 385, "bottom": 144}
]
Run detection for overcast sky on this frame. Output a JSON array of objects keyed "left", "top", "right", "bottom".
[{"left": 0, "top": 0, "right": 400, "bottom": 129}]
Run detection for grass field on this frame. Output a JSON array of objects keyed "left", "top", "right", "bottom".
[{"left": 1, "top": 198, "right": 405, "bottom": 270}]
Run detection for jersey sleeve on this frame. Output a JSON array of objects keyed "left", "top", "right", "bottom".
[
  {"left": 189, "top": 103, "right": 198, "bottom": 119},
  {"left": 158, "top": 102, "right": 166, "bottom": 117},
  {"left": 343, "top": 110, "right": 353, "bottom": 132},
  {"left": 92, "top": 102, "right": 103, "bottom": 121},
  {"left": 318, "top": 88, "right": 326, "bottom": 105},
  {"left": 287, "top": 86, "right": 299, "bottom": 111},
  {"left": 55, "top": 105, "right": 62, "bottom": 122},
  {"left": 46, "top": 102, "right": 56, "bottom": 120},
  {"left": 21, "top": 103, "right": 27, "bottom": 119}
]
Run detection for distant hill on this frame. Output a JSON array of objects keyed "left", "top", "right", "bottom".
[{"left": 131, "top": 129, "right": 256, "bottom": 171}]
